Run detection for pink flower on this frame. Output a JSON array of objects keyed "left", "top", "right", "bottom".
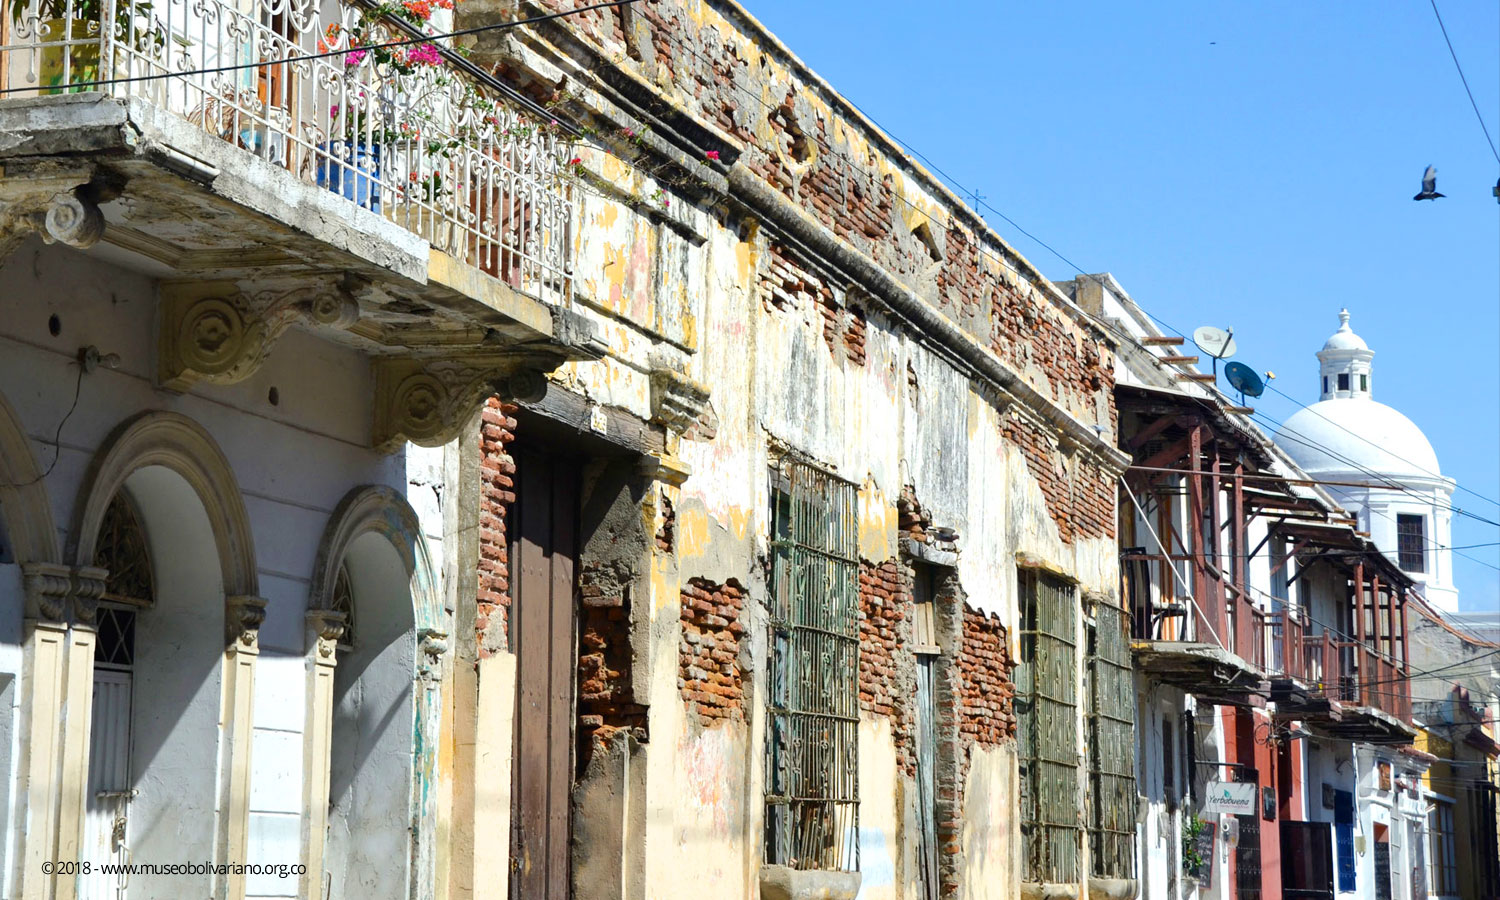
[
  {"left": 705, "top": 150, "right": 720, "bottom": 161},
  {"left": 622, "top": 127, "right": 635, "bottom": 137},
  {"left": 406, "top": 43, "right": 442, "bottom": 66},
  {"left": 569, "top": 157, "right": 583, "bottom": 166}
]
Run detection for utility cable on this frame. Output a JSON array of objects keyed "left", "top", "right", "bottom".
[
  {"left": 0, "top": 0, "right": 642, "bottom": 114},
  {"left": 1427, "top": 0, "right": 1500, "bottom": 165}
]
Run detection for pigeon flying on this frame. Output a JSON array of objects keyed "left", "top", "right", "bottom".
[{"left": 1413, "top": 165, "right": 1445, "bottom": 201}]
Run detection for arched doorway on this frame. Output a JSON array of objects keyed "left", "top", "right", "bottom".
[
  {"left": 69, "top": 411, "right": 260, "bottom": 900},
  {"left": 82, "top": 467, "right": 225, "bottom": 899},
  {"left": 307, "top": 486, "right": 444, "bottom": 900}
]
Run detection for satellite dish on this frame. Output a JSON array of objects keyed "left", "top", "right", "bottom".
[
  {"left": 1224, "top": 362, "right": 1265, "bottom": 401},
  {"left": 1193, "top": 326, "right": 1237, "bottom": 360}
]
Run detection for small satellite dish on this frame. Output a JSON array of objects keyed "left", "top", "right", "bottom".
[
  {"left": 1224, "top": 362, "right": 1265, "bottom": 400},
  {"left": 1193, "top": 326, "right": 1237, "bottom": 360}
]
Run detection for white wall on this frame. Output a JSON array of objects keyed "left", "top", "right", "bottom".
[{"left": 0, "top": 238, "right": 443, "bottom": 895}]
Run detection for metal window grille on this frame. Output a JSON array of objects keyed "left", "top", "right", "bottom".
[
  {"left": 1086, "top": 602, "right": 1136, "bottom": 879},
  {"left": 765, "top": 458, "right": 859, "bottom": 872},
  {"left": 1397, "top": 515, "right": 1426, "bottom": 573},
  {"left": 1430, "top": 801, "right": 1458, "bottom": 895},
  {"left": 1018, "top": 568, "right": 1079, "bottom": 883}
]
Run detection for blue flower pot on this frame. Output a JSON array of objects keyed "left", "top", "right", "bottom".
[{"left": 317, "top": 141, "right": 381, "bottom": 212}]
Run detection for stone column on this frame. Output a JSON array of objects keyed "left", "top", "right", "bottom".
[
  {"left": 16, "top": 564, "right": 74, "bottom": 900},
  {"left": 218, "top": 595, "right": 266, "bottom": 900},
  {"left": 53, "top": 567, "right": 106, "bottom": 900},
  {"left": 299, "top": 610, "right": 345, "bottom": 900}
]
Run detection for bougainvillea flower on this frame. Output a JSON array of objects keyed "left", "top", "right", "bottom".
[
  {"left": 406, "top": 43, "right": 442, "bottom": 66},
  {"left": 705, "top": 150, "right": 720, "bottom": 161}
]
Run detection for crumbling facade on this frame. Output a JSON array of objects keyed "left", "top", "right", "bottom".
[{"left": 0, "top": 1, "right": 1133, "bottom": 900}]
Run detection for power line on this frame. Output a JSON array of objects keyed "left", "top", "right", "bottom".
[
  {"left": 1264, "top": 383, "right": 1500, "bottom": 511},
  {"left": 1427, "top": 0, "right": 1500, "bottom": 165},
  {"left": 0, "top": 0, "right": 642, "bottom": 115}
]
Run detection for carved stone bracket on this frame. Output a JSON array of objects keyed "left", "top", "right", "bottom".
[
  {"left": 20, "top": 562, "right": 74, "bottom": 622},
  {"left": 0, "top": 164, "right": 118, "bottom": 259},
  {"left": 372, "top": 356, "right": 555, "bottom": 452},
  {"left": 417, "top": 628, "right": 448, "bottom": 681},
  {"left": 70, "top": 566, "right": 109, "bottom": 627},
  {"left": 225, "top": 594, "right": 268, "bottom": 649},
  {"left": 158, "top": 277, "right": 363, "bottom": 391},
  {"left": 19, "top": 563, "right": 109, "bottom": 624},
  {"left": 648, "top": 360, "right": 711, "bottom": 435},
  {"left": 305, "top": 609, "right": 348, "bottom": 662}
]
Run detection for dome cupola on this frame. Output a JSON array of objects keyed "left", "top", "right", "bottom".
[{"left": 1317, "top": 309, "right": 1375, "bottom": 400}]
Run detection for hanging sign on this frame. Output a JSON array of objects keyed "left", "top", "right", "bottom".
[{"left": 1202, "top": 780, "right": 1258, "bottom": 815}]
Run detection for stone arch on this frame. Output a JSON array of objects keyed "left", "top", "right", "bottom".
[
  {"left": 0, "top": 387, "right": 60, "bottom": 566},
  {"left": 307, "top": 484, "right": 445, "bottom": 900},
  {"left": 309, "top": 485, "right": 442, "bottom": 633},
  {"left": 70, "top": 410, "right": 258, "bottom": 603}
]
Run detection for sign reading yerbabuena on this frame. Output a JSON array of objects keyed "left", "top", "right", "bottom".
[{"left": 1202, "top": 781, "right": 1258, "bottom": 815}]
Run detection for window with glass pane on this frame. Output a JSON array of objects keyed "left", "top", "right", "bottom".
[
  {"left": 1018, "top": 568, "right": 1079, "bottom": 883},
  {"left": 1397, "top": 515, "right": 1425, "bottom": 573},
  {"left": 1430, "top": 801, "right": 1458, "bottom": 896},
  {"left": 764, "top": 458, "right": 859, "bottom": 872}
]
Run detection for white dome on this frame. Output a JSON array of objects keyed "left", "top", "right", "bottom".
[{"left": 1276, "top": 399, "right": 1442, "bottom": 483}]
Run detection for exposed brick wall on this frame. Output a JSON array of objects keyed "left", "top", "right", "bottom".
[
  {"left": 577, "top": 562, "right": 648, "bottom": 763},
  {"left": 957, "top": 608, "right": 1015, "bottom": 746},
  {"left": 655, "top": 491, "right": 675, "bottom": 553},
  {"left": 526, "top": 0, "right": 1114, "bottom": 427},
  {"left": 476, "top": 397, "right": 518, "bottom": 655},
  {"left": 1002, "top": 416, "right": 1115, "bottom": 543},
  {"left": 858, "top": 558, "right": 914, "bottom": 775},
  {"left": 759, "top": 242, "right": 866, "bottom": 367},
  {"left": 678, "top": 578, "right": 745, "bottom": 722}
]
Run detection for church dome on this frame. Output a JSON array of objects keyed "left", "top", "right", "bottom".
[
  {"left": 1321, "top": 318, "right": 1369, "bottom": 352},
  {"left": 1277, "top": 399, "right": 1442, "bottom": 482}
]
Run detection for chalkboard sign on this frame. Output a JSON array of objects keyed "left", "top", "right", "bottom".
[
  {"left": 1196, "top": 821, "right": 1217, "bottom": 890},
  {"left": 1374, "top": 841, "right": 1392, "bottom": 900}
]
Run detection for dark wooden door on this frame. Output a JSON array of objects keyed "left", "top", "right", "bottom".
[
  {"left": 509, "top": 448, "right": 578, "bottom": 900},
  {"left": 1281, "top": 820, "right": 1335, "bottom": 900}
]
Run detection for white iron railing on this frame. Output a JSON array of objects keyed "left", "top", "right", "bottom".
[{"left": 1, "top": 0, "right": 575, "bottom": 305}]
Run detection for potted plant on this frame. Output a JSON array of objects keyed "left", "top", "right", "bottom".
[
  {"left": 317, "top": 90, "right": 390, "bottom": 212},
  {"left": 8, "top": 0, "right": 163, "bottom": 93}
]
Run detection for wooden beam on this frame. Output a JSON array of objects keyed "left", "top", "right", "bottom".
[
  {"left": 1159, "top": 355, "right": 1201, "bottom": 365},
  {"left": 1142, "top": 336, "right": 1185, "bottom": 346},
  {"left": 1176, "top": 373, "right": 1216, "bottom": 383}
]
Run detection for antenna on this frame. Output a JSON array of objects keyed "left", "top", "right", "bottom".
[
  {"left": 1224, "top": 362, "right": 1265, "bottom": 406},
  {"left": 1193, "top": 326, "right": 1236, "bottom": 380}
]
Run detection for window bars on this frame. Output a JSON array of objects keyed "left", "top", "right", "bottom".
[
  {"left": 1018, "top": 568, "right": 1079, "bottom": 884},
  {"left": 0, "top": 0, "right": 575, "bottom": 305},
  {"left": 765, "top": 457, "right": 859, "bottom": 872},
  {"left": 1086, "top": 602, "right": 1136, "bottom": 880}
]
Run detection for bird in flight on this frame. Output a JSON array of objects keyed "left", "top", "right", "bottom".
[{"left": 1413, "top": 165, "right": 1445, "bottom": 201}]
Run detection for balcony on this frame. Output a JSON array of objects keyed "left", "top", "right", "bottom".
[
  {"left": 1, "top": 0, "right": 595, "bottom": 447},
  {"left": 1123, "top": 550, "right": 1269, "bottom": 706},
  {"left": 1263, "top": 621, "right": 1415, "bottom": 744},
  {"left": 1, "top": 0, "right": 575, "bottom": 300}
]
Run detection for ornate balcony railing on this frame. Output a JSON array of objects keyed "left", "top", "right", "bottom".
[{"left": 1, "top": 0, "right": 575, "bottom": 305}]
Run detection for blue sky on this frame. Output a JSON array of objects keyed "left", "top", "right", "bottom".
[{"left": 745, "top": 0, "right": 1500, "bottom": 611}]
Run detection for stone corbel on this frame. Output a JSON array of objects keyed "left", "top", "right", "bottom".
[
  {"left": 648, "top": 359, "right": 711, "bottom": 435},
  {"left": 20, "top": 562, "right": 73, "bottom": 622},
  {"left": 157, "top": 278, "right": 363, "bottom": 391},
  {"left": 305, "top": 609, "right": 347, "bottom": 663},
  {"left": 225, "top": 595, "right": 268, "bottom": 649},
  {"left": 372, "top": 356, "right": 550, "bottom": 452},
  {"left": 417, "top": 628, "right": 448, "bottom": 681},
  {"left": 0, "top": 165, "right": 118, "bottom": 258},
  {"left": 68, "top": 566, "right": 108, "bottom": 627}
]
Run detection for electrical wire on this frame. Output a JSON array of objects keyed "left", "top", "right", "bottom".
[
  {"left": 3, "top": 365, "right": 83, "bottom": 489},
  {"left": 1427, "top": 0, "right": 1500, "bottom": 165},
  {"left": 1265, "top": 382, "right": 1500, "bottom": 511},
  {"left": 0, "top": 0, "right": 642, "bottom": 114}
]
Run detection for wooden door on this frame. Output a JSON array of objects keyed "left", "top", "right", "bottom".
[{"left": 509, "top": 448, "right": 578, "bottom": 900}]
